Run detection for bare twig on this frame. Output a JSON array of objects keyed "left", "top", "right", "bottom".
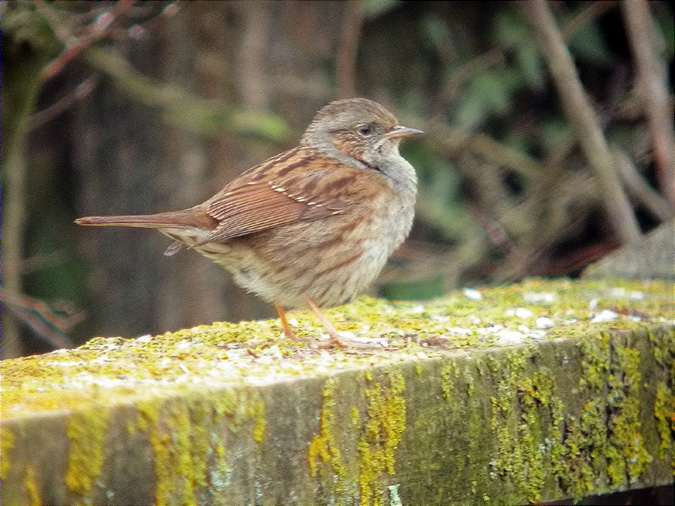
[
  {"left": 0, "top": 289, "right": 78, "bottom": 351},
  {"left": 30, "top": 1, "right": 289, "bottom": 141},
  {"left": 526, "top": 0, "right": 641, "bottom": 244},
  {"left": 29, "top": 76, "right": 98, "bottom": 130},
  {"left": 613, "top": 148, "right": 673, "bottom": 222},
  {"left": 37, "top": 0, "right": 135, "bottom": 82},
  {"left": 84, "top": 47, "right": 289, "bottom": 140},
  {"left": 561, "top": 1, "right": 616, "bottom": 39},
  {"left": 428, "top": 121, "right": 543, "bottom": 179},
  {"left": 336, "top": 0, "right": 363, "bottom": 98},
  {"left": 622, "top": 0, "right": 675, "bottom": 206}
]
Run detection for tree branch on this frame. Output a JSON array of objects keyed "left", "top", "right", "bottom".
[
  {"left": 336, "top": 0, "right": 364, "bottom": 98},
  {"left": 526, "top": 0, "right": 641, "bottom": 244},
  {"left": 2, "top": 56, "right": 47, "bottom": 358},
  {"left": 28, "top": 76, "right": 99, "bottom": 130},
  {"left": 32, "top": 0, "right": 290, "bottom": 142},
  {"left": 622, "top": 0, "right": 675, "bottom": 206},
  {"left": 36, "top": 0, "right": 135, "bottom": 82},
  {"left": 613, "top": 147, "right": 673, "bottom": 222}
]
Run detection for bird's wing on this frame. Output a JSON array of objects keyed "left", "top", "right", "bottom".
[{"left": 201, "top": 147, "right": 360, "bottom": 243}]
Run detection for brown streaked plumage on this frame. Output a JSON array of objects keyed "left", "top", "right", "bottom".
[{"left": 75, "top": 98, "right": 422, "bottom": 347}]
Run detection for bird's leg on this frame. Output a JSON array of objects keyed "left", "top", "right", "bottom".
[
  {"left": 305, "top": 297, "right": 346, "bottom": 348},
  {"left": 275, "top": 304, "right": 296, "bottom": 339}
]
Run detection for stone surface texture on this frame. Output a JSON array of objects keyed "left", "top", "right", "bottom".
[
  {"left": 0, "top": 278, "right": 673, "bottom": 505},
  {"left": 584, "top": 220, "right": 675, "bottom": 280}
]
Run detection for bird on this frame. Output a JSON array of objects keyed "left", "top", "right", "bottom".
[{"left": 75, "top": 98, "right": 422, "bottom": 347}]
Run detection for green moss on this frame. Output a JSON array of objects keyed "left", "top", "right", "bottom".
[
  {"left": 358, "top": 370, "right": 406, "bottom": 506},
  {"left": 1, "top": 278, "right": 672, "bottom": 422},
  {"left": 606, "top": 346, "right": 653, "bottom": 485},
  {"left": 653, "top": 382, "right": 672, "bottom": 461},
  {"left": 440, "top": 362, "right": 459, "bottom": 401},
  {"left": 0, "top": 427, "right": 14, "bottom": 480},
  {"left": 489, "top": 348, "right": 556, "bottom": 503},
  {"left": 482, "top": 328, "right": 664, "bottom": 504},
  {"left": 558, "top": 415, "right": 595, "bottom": 499},
  {"left": 65, "top": 406, "right": 110, "bottom": 497}
]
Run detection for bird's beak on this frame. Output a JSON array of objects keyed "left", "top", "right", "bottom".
[{"left": 385, "top": 125, "right": 424, "bottom": 140}]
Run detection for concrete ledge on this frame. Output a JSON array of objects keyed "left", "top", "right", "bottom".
[{"left": 1, "top": 278, "right": 673, "bottom": 505}]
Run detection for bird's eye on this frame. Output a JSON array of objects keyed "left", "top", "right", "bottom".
[{"left": 357, "top": 124, "right": 373, "bottom": 137}]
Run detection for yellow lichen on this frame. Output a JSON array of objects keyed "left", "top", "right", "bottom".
[
  {"left": 65, "top": 406, "right": 110, "bottom": 497},
  {"left": 358, "top": 370, "right": 406, "bottom": 506},
  {"left": 251, "top": 399, "right": 266, "bottom": 444},
  {"left": 137, "top": 400, "right": 172, "bottom": 506},
  {"left": 25, "top": 466, "right": 42, "bottom": 506},
  {"left": 308, "top": 378, "right": 346, "bottom": 491},
  {"left": 0, "top": 426, "right": 15, "bottom": 480},
  {"left": 351, "top": 406, "right": 361, "bottom": 427},
  {"left": 137, "top": 396, "right": 217, "bottom": 506}
]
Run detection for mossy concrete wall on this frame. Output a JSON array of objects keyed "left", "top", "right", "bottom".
[{"left": 1, "top": 278, "right": 673, "bottom": 505}]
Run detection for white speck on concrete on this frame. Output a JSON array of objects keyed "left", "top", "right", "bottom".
[
  {"left": 523, "top": 292, "right": 556, "bottom": 304},
  {"left": 608, "top": 287, "right": 627, "bottom": 298},
  {"left": 591, "top": 310, "right": 618, "bottom": 323},
  {"left": 530, "top": 330, "right": 547, "bottom": 340},
  {"left": 47, "top": 361, "right": 83, "bottom": 368},
  {"left": 536, "top": 317, "right": 555, "bottom": 329},
  {"left": 176, "top": 340, "right": 192, "bottom": 351},
  {"left": 608, "top": 287, "right": 643, "bottom": 299},
  {"left": 264, "top": 345, "right": 283, "bottom": 360},
  {"left": 388, "top": 484, "right": 402, "bottom": 506},
  {"left": 496, "top": 329, "right": 526, "bottom": 345},
  {"left": 463, "top": 288, "right": 482, "bottom": 300},
  {"left": 506, "top": 307, "right": 534, "bottom": 319}
]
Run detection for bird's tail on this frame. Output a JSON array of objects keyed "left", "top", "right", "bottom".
[{"left": 74, "top": 209, "right": 215, "bottom": 230}]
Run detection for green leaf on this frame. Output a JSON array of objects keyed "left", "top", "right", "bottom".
[
  {"left": 653, "top": 4, "right": 674, "bottom": 58},
  {"left": 494, "top": 9, "right": 529, "bottom": 48},
  {"left": 453, "top": 70, "right": 516, "bottom": 129},
  {"left": 421, "top": 15, "right": 450, "bottom": 53},
  {"left": 541, "top": 119, "right": 572, "bottom": 151},
  {"left": 568, "top": 22, "right": 612, "bottom": 65},
  {"left": 360, "top": 0, "right": 399, "bottom": 19},
  {"left": 515, "top": 44, "right": 544, "bottom": 90}
]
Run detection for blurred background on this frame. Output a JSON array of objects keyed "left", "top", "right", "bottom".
[{"left": 2, "top": 0, "right": 673, "bottom": 358}]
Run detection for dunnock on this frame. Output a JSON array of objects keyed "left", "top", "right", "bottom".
[{"left": 76, "top": 98, "right": 422, "bottom": 346}]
